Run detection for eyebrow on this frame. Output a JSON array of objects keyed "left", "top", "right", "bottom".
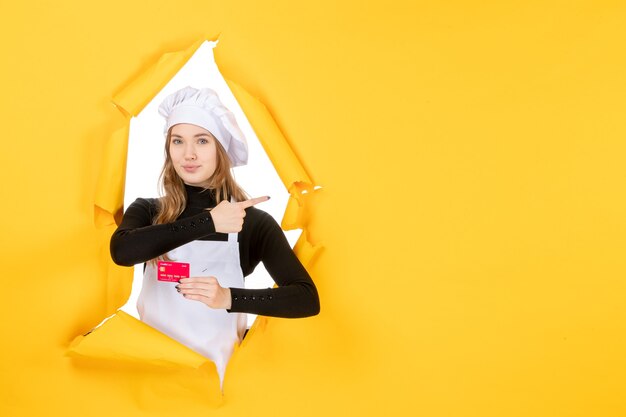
[{"left": 171, "top": 133, "right": 211, "bottom": 138}]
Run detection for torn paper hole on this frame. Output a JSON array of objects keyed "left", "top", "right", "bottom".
[
  {"left": 122, "top": 40, "right": 301, "bottom": 328},
  {"left": 70, "top": 38, "right": 322, "bottom": 396}
]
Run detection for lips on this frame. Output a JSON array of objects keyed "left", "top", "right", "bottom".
[{"left": 182, "top": 165, "right": 200, "bottom": 172}]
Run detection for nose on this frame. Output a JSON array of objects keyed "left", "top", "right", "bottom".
[{"left": 183, "top": 143, "right": 197, "bottom": 160}]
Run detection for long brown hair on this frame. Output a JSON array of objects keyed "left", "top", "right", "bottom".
[{"left": 151, "top": 127, "right": 248, "bottom": 261}]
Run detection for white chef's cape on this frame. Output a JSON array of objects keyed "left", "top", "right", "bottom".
[{"left": 137, "top": 229, "right": 247, "bottom": 386}]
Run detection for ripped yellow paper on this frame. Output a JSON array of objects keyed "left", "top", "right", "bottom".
[
  {"left": 113, "top": 39, "right": 206, "bottom": 117},
  {"left": 68, "top": 311, "right": 210, "bottom": 369},
  {"left": 67, "top": 37, "right": 322, "bottom": 394},
  {"left": 94, "top": 124, "right": 130, "bottom": 228}
]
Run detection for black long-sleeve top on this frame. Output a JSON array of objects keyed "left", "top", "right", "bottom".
[{"left": 110, "top": 184, "right": 320, "bottom": 318}]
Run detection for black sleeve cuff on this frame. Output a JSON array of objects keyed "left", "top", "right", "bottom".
[
  {"left": 226, "top": 287, "right": 274, "bottom": 313},
  {"left": 167, "top": 210, "right": 216, "bottom": 235}
]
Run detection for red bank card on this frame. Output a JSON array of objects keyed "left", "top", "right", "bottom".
[{"left": 157, "top": 261, "right": 190, "bottom": 282}]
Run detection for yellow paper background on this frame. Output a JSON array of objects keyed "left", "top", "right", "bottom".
[{"left": 2, "top": 1, "right": 626, "bottom": 416}]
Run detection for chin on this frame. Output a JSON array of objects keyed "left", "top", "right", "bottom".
[{"left": 175, "top": 172, "right": 206, "bottom": 186}]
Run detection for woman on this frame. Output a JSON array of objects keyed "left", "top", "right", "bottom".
[{"left": 110, "top": 86, "right": 320, "bottom": 383}]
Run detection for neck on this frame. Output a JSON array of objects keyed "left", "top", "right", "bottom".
[{"left": 184, "top": 183, "right": 217, "bottom": 207}]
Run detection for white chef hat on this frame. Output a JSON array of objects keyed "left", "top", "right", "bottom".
[{"left": 158, "top": 86, "right": 248, "bottom": 167}]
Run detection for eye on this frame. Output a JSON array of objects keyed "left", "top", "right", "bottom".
[
  {"left": 198, "top": 137, "right": 210, "bottom": 144},
  {"left": 171, "top": 138, "right": 182, "bottom": 145}
]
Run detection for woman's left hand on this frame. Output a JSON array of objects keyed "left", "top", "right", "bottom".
[{"left": 176, "top": 277, "right": 232, "bottom": 309}]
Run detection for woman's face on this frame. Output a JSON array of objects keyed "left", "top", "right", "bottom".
[{"left": 169, "top": 123, "right": 218, "bottom": 187}]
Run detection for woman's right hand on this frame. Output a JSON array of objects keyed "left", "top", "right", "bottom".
[{"left": 208, "top": 196, "right": 270, "bottom": 233}]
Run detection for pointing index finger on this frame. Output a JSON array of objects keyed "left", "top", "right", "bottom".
[{"left": 239, "top": 196, "right": 270, "bottom": 209}]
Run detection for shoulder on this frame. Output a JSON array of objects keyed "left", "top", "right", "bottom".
[
  {"left": 127, "top": 197, "right": 159, "bottom": 209},
  {"left": 241, "top": 206, "right": 287, "bottom": 246},
  {"left": 122, "top": 197, "right": 160, "bottom": 220},
  {"left": 243, "top": 206, "right": 280, "bottom": 229}
]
